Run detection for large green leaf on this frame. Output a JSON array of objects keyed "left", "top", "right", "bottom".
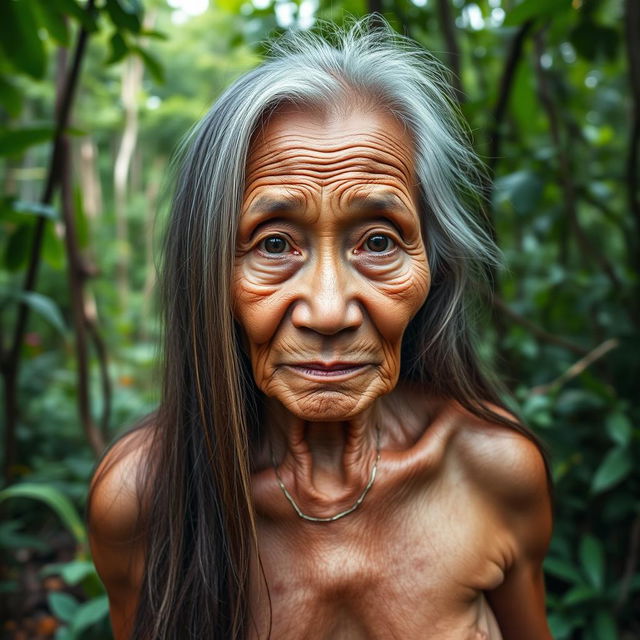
[
  {"left": 70, "top": 596, "right": 110, "bottom": 635},
  {"left": 0, "top": 484, "right": 86, "bottom": 545},
  {"left": 0, "top": 0, "right": 47, "bottom": 79},
  {"left": 544, "top": 556, "right": 583, "bottom": 585},
  {"left": 48, "top": 591, "right": 79, "bottom": 623},
  {"left": 18, "top": 291, "right": 67, "bottom": 335},
  {"left": 4, "top": 223, "right": 32, "bottom": 271},
  {"left": 562, "top": 584, "right": 599, "bottom": 606},
  {"left": 140, "top": 28, "right": 168, "bottom": 40},
  {"left": 503, "top": 0, "right": 570, "bottom": 26},
  {"left": 43, "top": 219, "right": 66, "bottom": 269},
  {"left": 106, "top": 31, "right": 129, "bottom": 65},
  {"left": 579, "top": 535, "right": 605, "bottom": 591},
  {"left": 593, "top": 610, "right": 618, "bottom": 640},
  {"left": 7, "top": 200, "right": 58, "bottom": 220},
  {"left": 51, "top": 0, "right": 98, "bottom": 32},
  {"left": 42, "top": 560, "right": 97, "bottom": 586},
  {"left": 33, "top": 0, "right": 70, "bottom": 46},
  {"left": 104, "top": 0, "right": 142, "bottom": 33},
  {"left": 133, "top": 45, "right": 165, "bottom": 83},
  {"left": 592, "top": 446, "right": 632, "bottom": 494},
  {"left": 0, "top": 75, "right": 23, "bottom": 117},
  {"left": 547, "top": 612, "right": 576, "bottom": 640},
  {"left": 0, "top": 126, "right": 54, "bottom": 156},
  {"left": 605, "top": 412, "right": 633, "bottom": 447}
]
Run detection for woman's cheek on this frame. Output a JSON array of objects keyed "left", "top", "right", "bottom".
[
  {"left": 243, "top": 253, "right": 302, "bottom": 286},
  {"left": 233, "top": 284, "right": 299, "bottom": 347},
  {"left": 360, "top": 255, "right": 429, "bottom": 307}
]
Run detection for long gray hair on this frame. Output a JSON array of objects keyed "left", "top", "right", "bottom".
[{"left": 130, "top": 18, "right": 544, "bottom": 639}]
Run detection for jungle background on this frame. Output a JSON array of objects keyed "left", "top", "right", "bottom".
[{"left": 0, "top": 0, "right": 637, "bottom": 638}]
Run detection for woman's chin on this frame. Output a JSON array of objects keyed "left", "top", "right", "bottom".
[{"left": 278, "top": 390, "right": 379, "bottom": 423}]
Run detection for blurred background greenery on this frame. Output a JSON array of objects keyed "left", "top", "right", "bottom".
[{"left": 0, "top": 0, "right": 637, "bottom": 638}]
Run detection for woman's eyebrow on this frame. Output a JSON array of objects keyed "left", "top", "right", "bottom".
[
  {"left": 348, "top": 192, "right": 411, "bottom": 213},
  {"left": 347, "top": 193, "right": 417, "bottom": 227},
  {"left": 246, "top": 195, "right": 302, "bottom": 215}
]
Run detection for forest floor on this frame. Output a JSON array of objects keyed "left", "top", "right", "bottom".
[{"left": 1, "top": 529, "right": 76, "bottom": 640}]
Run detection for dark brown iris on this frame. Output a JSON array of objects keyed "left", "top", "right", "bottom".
[{"left": 366, "top": 234, "right": 391, "bottom": 252}]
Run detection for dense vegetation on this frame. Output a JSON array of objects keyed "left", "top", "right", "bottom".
[{"left": 1, "top": 0, "right": 637, "bottom": 638}]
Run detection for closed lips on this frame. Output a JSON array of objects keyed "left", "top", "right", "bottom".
[{"left": 283, "top": 362, "right": 373, "bottom": 378}]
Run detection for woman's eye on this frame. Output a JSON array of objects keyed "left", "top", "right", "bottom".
[
  {"left": 364, "top": 234, "right": 394, "bottom": 253},
  {"left": 260, "top": 235, "right": 289, "bottom": 254}
]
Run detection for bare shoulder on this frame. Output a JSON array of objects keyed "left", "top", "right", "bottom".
[
  {"left": 88, "top": 422, "right": 155, "bottom": 638},
  {"left": 440, "top": 404, "right": 555, "bottom": 638},
  {"left": 447, "top": 402, "right": 552, "bottom": 558},
  {"left": 88, "top": 423, "right": 153, "bottom": 545},
  {"left": 447, "top": 404, "right": 548, "bottom": 497}
]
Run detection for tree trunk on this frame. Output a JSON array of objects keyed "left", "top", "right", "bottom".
[
  {"left": 113, "top": 54, "right": 144, "bottom": 310},
  {"left": 79, "top": 136, "right": 102, "bottom": 220}
]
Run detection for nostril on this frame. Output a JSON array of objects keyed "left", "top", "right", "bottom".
[{"left": 290, "top": 297, "right": 363, "bottom": 335}]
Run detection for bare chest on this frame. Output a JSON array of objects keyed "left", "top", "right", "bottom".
[{"left": 249, "top": 483, "right": 506, "bottom": 639}]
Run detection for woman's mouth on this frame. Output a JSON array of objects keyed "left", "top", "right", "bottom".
[{"left": 283, "top": 362, "right": 372, "bottom": 380}]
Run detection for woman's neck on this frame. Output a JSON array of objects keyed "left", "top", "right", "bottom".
[{"left": 265, "top": 397, "right": 381, "bottom": 503}]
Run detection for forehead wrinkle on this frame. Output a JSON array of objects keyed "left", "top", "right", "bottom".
[
  {"left": 247, "top": 127, "right": 415, "bottom": 180},
  {"left": 246, "top": 151, "right": 413, "bottom": 188}
]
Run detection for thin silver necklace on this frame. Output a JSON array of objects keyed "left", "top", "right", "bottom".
[{"left": 271, "top": 424, "right": 381, "bottom": 523}]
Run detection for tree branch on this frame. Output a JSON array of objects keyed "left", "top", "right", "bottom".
[
  {"left": 60, "top": 134, "right": 105, "bottom": 455},
  {"left": 7, "top": 0, "right": 95, "bottom": 369},
  {"left": 1, "top": 0, "right": 96, "bottom": 481},
  {"left": 624, "top": 0, "right": 640, "bottom": 294},
  {"left": 616, "top": 512, "right": 640, "bottom": 612},
  {"left": 529, "top": 338, "right": 619, "bottom": 396},
  {"left": 492, "top": 296, "right": 588, "bottom": 356},
  {"left": 85, "top": 312, "right": 112, "bottom": 438},
  {"left": 436, "top": 0, "right": 463, "bottom": 100},
  {"left": 487, "top": 20, "right": 533, "bottom": 180},
  {"left": 532, "top": 30, "right": 622, "bottom": 294}
]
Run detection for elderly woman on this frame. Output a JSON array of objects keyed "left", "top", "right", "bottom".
[{"left": 89, "top": 21, "right": 552, "bottom": 640}]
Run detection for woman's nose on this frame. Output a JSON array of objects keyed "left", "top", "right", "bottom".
[{"left": 290, "top": 255, "right": 364, "bottom": 335}]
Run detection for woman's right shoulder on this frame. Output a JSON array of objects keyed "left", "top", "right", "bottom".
[
  {"left": 88, "top": 422, "right": 156, "bottom": 638},
  {"left": 88, "top": 423, "right": 155, "bottom": 544}
]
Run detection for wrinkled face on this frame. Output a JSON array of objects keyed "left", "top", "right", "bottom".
[{"left": 232, "top": 104, "right": 430, "bottom": 421}]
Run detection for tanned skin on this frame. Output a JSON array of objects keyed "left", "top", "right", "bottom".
[{"left": 89, "top": 105, "right": 553, "bottom": 639}]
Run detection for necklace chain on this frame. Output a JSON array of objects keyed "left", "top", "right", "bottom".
[{"left": 271, "top": 424, "right": 381, "bottom": 523}]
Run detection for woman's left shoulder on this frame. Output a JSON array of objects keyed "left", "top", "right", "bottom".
[
  {"left": 449, "top": 403, "right": 551, "bottom": 517},
  {"left": 443, "top": 404, "right": 553, "bottom": 564}
]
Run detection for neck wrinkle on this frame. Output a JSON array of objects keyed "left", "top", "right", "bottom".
[{"left": 265, "top": 398, "right": 381, "bottom": 505}]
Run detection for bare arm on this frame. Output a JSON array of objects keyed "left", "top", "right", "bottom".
[
  {"left": 88, "top": 430, "right": 149, "bottom": 639},
  {"left": 483, "top": 433, "right": 553, "bottom": 640}
]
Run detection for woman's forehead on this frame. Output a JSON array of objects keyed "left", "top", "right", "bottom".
[{"left": 243, "top": 105, "right": 418, "bottom": 211}]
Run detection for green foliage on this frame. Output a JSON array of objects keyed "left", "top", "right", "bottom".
[
  {"left": 48, "top": 592, "right": 110, "bottom": 640},
  {"left": 0, "top": 483, "right": 86, "bottom": 545},
  {"left": 1, "top": 483, "right": 110, "bottom": 637},
  {"left": 1, "top": 0, "right": 638, "bottom": 638}
]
